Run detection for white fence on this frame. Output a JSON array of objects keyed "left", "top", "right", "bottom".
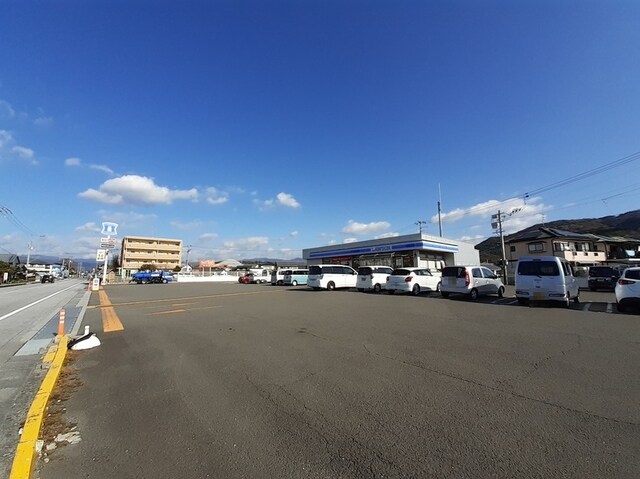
[{"left": 175, "top": 273, "right": 239, "bottom": 283}]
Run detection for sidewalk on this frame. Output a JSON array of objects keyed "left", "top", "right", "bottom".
[{"left": 0, "top": 288, "right": 90, "bottom": 479}]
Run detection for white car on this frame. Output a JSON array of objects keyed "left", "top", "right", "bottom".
[
  {"left": 515, "top": 256, "right": 580, "bottom": 307},
  {"left": 307, "top": 265, "right": 358, "bottom": 290},
  {"left": 615, "top": 267, "right": 640, "bottom": 313},
  {"left": 357, "top": 266, "right": 393, "bottom": 293},
  {"left": 386, "top": 267, "right": 441, "bottom": 295},
  {"left": 440, "top": 265, "right": 505, "bottom": 300}
]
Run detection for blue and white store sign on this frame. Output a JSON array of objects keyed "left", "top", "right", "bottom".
[{"left": 101, "top": 222, "right": 119, "bottom": 236}]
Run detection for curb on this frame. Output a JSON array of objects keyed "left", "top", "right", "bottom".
[{"left": 9, "top": 336, "right": 69, "bottom": 479}]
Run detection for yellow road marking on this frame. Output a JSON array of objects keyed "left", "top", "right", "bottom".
[
  {"left": 99, "top": 290, "right": 124, "bottom": 332},
  {"left": 10, "top": 337, "right": 68, "bottom": 479}
]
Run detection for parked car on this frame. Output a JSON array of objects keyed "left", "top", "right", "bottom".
[
  {"left": 440, "top": 265, "right": 505, "bottom": 300},
  {"left": 307, "top": 265, "right": 358, "bottom": 291},
  {"left": 588, "top": 266, "right": 622, "bottom": 291},
  {"left": 238, "top": 273, "right": 254, "bottom": 284},
  {"left": 515, "top": 256, "right": 580, "bottom": 306},
  {"left": 615, "top": 267, "right": 640, "bottom": 312},
  {"left": 40, "top": 274, "right": 55, "bottom": 283},
  {"left": 386, "top": 267, "right": 441, "bottom": 295},
  {"left": 283, "top": 269, "right": 309, "bottom": 286},
  {"left": 357, "top": 266, "right": 393, "bottom": 293}
]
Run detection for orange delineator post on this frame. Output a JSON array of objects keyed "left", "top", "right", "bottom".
[{"left": 57, "top": 308, "right": 66, "bottom": 336}]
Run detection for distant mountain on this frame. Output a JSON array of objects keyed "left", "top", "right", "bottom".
[{"left": 475, "top": 209, "right": 640, "bottom": 263}]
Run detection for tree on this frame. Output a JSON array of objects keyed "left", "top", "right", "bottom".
[{"left": 139, "top": 263, "right": 157, "bottom": 271}]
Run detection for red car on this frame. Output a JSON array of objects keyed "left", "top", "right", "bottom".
[{"left": 238, "top": 273, "right": 254, "bottom": 284}]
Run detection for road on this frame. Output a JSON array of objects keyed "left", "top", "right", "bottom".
[
  {"left": 28, "top": 283, "right": 640, "bottom": 478},
  {"left": 0, "top": 278, "right": 88, "bottom": 479}
]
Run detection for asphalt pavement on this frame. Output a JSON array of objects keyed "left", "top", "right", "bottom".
[
  {"left": 34, "top": 282, "right": 639, "bottom": 479},
  {"left": 0, "top": 279, "right": 88, "bottom": 479}
]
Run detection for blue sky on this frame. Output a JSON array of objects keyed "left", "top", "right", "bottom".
[{"left": 1, "top": 0, "right": 640, "bottom": 262}]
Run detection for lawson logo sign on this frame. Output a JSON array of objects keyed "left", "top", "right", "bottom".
[{"left": 308, "top": 241, "right": 458, "bottom": 259}]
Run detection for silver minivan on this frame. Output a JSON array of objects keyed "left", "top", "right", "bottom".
[
  {"left": 515, "top": 256, "right": 580, "bottom": 306},
  {"left": 440, "top": 265, "right": 505, "bottom": 300}
]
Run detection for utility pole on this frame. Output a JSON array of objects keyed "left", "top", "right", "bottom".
[
  {"left": 437, "top": 183, "right": 443, "bottom": 237},
  {"left": 415, "top": 220, "right": 427, "bottom": 235},
  {"left": 492, "top": 211, "right": 508, "bottom": 285},
  {"left": 26, "top": 241, "right": 34, "bottom": 267},
  {"left": 491, "top": 207, "right": 522, "bottom": 285}
]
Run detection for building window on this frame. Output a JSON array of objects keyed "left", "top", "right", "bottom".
[
  {"left": 554, "top": 242, "right": 571, "bottom": 252},
  {"left": 528, "top": 242, "right": 545, "bottom": 253},
  {"left": 509, "top": 245, "right": 516, "bottom": 252}
]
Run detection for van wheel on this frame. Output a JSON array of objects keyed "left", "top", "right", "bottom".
[
  {"left": 469, "top": 288, "right": 478, "bottom": 301},
  {"left": 441, "top": 291, "right": 449, "bottom": 298},
  {"left": 436, "top": 282, "right": 441, "bottom": 292},
  {"left": 292, "top": 280, "right": 298, "bottom": 286},
  {"left": 327, "top": 281, "right": 335, "bottom": 291},
  {"left": 564, "top": 294, "right": 571, "bottom": 308},
  {"left": 573, "top": 293, "right": 579, "bottom": 304},
  {"left": 412, "top": 284, "right": 420, "bottom": 295},
  {"left": 373, "top": 284, "right": 382, "bottom": 293},
  {"left": 617, "top": 302, "right": 626, "bottom": 313},
  {"left": 497, "top": 286, "right": 505, "bottom": 298}
]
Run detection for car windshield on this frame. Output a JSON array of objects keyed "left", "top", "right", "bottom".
[
  {"left": 518, "top": 261, "right": 559, "bottom": 276},
  {"left": 308, "top": 266, "right": 322, "bottom": 275}
]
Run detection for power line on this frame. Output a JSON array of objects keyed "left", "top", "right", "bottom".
[
  {"left": 0, "top": 205, "right": 40, "bottom": 237},
  {"left": 436, "top": 150, "right": 640, "bottom": 224}
]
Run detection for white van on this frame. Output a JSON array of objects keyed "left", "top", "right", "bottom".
[
  {"left": 308, "top": 265, "right": 358, "bottom": 291},
  {"left": 515, "top": 256, "right": 580, "bottom": 307},
  {"left": 357, "top": 265, "right": 393, "bottom": 293}
]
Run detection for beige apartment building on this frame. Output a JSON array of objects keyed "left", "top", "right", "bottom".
[{"left": 121, "top": 235, "right": 183, "bottom": 274}]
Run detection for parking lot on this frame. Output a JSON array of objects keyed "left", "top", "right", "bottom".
[{"left": 38, "top": 282, "right": 639, "bottom": 479}]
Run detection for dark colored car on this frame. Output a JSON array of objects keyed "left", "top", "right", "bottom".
[
  {"left": 588, "top": 266, "right": 621, "bottom": 291},
  {"left": 41, "top": 274, "right": 55, "bottom": 283}
]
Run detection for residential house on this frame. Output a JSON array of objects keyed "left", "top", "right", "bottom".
[{"left": 505, "top": 227, "right": 640, "bottom": 267}]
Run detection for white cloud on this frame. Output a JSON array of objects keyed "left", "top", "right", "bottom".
[
  {"left": 205, "top": 187, "right": 229, "bottom": 205},
  {"left": 0, "top": 130, "right": 37, "bottom": 164},
  {"left": 290, "top": 231, "right": 298, "bottom": 237},
  {"left": 75, "top": 222, "right": 101, "bottom": 233},
  {"left": 342, "top": 219, "right": 391, "bottom": 235},
  {"left": 276, "top": 192, "right": 300, "bottom": 208},
  {"left": 65, "top": 157, "right": 82, "bottom": 167},
  {"left": 12, "top": 146, "right": 34, "bottom": 160},
  {"left": 65, "top": 157, "right": 114, "bottom": 175},
  {"left": 0, "top": 100, "right": 15, "bottom": 118},
  {"left": 170, "top": 220, "right": 203, "bottom": 230},
  {"left": 432, "top": 197, "right": 544, "bottom": 225},
  {"left": 0, "top": 130, "right": 12, "bottom": 147},
  {"left": 343, "top": 237, "right": 358, "bottom": 243},
  {"left": 199, "top": 233, "right": 219, "bottom": 241},
  {"left": 34, "top": 116, "right": 53, "bottom": 127},
  {"left": 89, "top": 164, "right": 114, "bottom": 175},
  {"left": 254, "top": 191, "right": 301, "bottom": 211},
  {"left": 78, "top": 175, "right": 198, "bottom": 205}
]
